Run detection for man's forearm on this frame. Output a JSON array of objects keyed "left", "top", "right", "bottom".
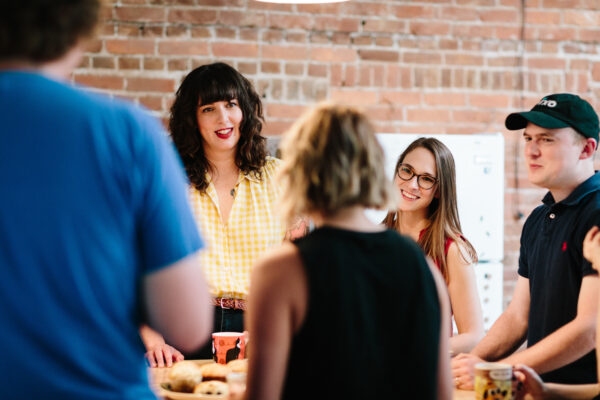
[
  {"left": 502, "top": 318, "right": 596, "bottom": 375},
  {"left": 471, "top": 310, "right": 528, "bottom": 360}
]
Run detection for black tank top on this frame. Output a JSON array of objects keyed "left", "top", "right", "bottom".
[{"left": 282, "top": 226, "right": 441, "bottom": 400}]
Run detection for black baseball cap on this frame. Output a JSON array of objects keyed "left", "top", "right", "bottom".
[{"left": 505, "top": 93, "right": 599, "bottom": 142}]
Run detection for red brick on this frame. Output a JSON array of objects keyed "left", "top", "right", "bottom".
[
  {"left": 219, "top": 11, "right": 267, "bottom": 28},
  {"left": 527, "top": 27, "right": 577, "bottom": 41},
  {"left": 406, "top": 109, "right": 452, "bottom": 123},
  {"left": 92, "top": 56, "right": 116, "bottom": 69},
  {"left": 268, "top": 14, "right": 313, "bottom": 30},
  {"left": 526, "top": 58, "right": 566, "bottom": 69},
  {"left": 445, "top": 54, "right": 484, "bottom": 66},
  {"left": 114, "top": 6, "right": 165, "bottom": 22},
  {"left": 424, "top": 93, "right": 467, "bottom": 107},
  {"left": 119, "top": 57, "right": 140, "bottom": 69},
  {"left": 314, "top": 17, "right": 360, "bottom": 32},
  {"left": 308, "top": 64, "right": 327, "bottom": 77},
  {"left": 74, "top": 74, "right": 124, "bottom": 90},
  {"left": 237, "top": 62, "right": 257, "bottom": 75},
  {"left": 143, "top": 57, "right": 164, "bottom": 70},
  {"left": 167, "top": 9, "right": 217, "bottom": 24},
  {"left": 261, "top": 61, "right": 281, "bottom": 74},
  {"left": 379, "top": 91, "right": 421, "bottom": 105},
  {"left": 296, "top": 3, "right": 344, "bottom": 14},
  {"left": 309, "top": 47, "right": 356, "bottom": 63},
  {"left": 564, "top": 10, "right": 600, "bottom": 26},
  {"left": 469, "top": 93, "right": 511, "bottom": 108},
  {"left": 403, "top": 52, "right": 442, "bottom": 65},
  {"left": 263, "top": 45, "right": 308, "bottom": 60},
  {"left": 330, "top": 90, "right": 378, "bottom": 105},
  {"left": 139, "top": 95, "right": 163, "bottom": 111},
  {"left": 212, "top": 43, "right": 259, "bottom": 58},
  {"left": 358, "top": 49, "right": 399, "bottom": 62},
  {"left": 579, "top": 29, "right": 600, "bottom": 42},
  {"left": 106, "top": 39, "right": 154, "bottom": 55},
  {"left": 409, "top": 21, "right": 450, "bottom": 36},
  {"left": 440, "top": 6, "right": 480, "bottom": 21},
  {"left": 266, "top": 104, "right": 306, "bottom": 119},
  {"left": 342, "top": 1, "right": 389, "bottom": 16},
  {"left": 285, "top": 63, "right": 304, "bottom": 75},
  {"left": 215, "top": 28, "right": 236, "bottom": 39},
  {"left": 159, "top": 40, "right": 209, "bottom": 55},
  {"left": 480, "top": 9, "right": 519, "bottom": 22},
  {"left": 392, "top": 5, "right": 436, "bottom": 18},
  {"left": 167, "top": 58, "right": 189, "bottom": 71},
  {"left": 526, "top": 10, "right": 561, "bottom": 24},
  {"left": 127, "top": 77, "right": 175, "bottom": 92},
  {"left": 191, "top": 27, "right": 211, "bottom": 38}
]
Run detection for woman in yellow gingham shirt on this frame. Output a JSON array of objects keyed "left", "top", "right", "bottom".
[{"left": 140, "top": 63, "right": 289, "bottom": 366}]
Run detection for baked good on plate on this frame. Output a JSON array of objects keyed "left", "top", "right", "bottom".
[
  {"left": 193, "top": 380, "right": 230, "bottom": 397},
  {"left": 167, "top": 360, "right": 203, "bottom": 392},
  {"left": 226, "top": 358, "right": 248, "bottom": 373},
  {"left": 199, "top": 362, "right": 231, "bottom": 382}
]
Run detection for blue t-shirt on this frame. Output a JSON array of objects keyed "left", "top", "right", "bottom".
[
  {"left": 0, "top": 71, "right": 203, "bottom": 399},
  {"left": 519, "top": 172, "right": 600, "bottom": 384}
]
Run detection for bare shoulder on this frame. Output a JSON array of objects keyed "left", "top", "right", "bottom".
[
  {"left": 447, "top": 240, "right": 474, "bottom": 268},
  {"left": 251, "top": 242, "right": 306, "bottom": 299}
]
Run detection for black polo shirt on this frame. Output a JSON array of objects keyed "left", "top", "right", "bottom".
[{"left": 519, "top": 171, "right": 600, "bottom": 384}]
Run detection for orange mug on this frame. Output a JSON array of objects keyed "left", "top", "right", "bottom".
[{"left": 212, "top": 332, "right": 246, "bottom": 364}]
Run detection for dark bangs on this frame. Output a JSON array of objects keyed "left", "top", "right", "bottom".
[{"left": 196, "top": 64, "right": 248, "bottom": 107}]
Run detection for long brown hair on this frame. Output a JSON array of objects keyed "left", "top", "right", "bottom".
[
  {"left": 382, "top": 137, "right": 477, "bottom": 281},
  {"left": 169, "top": 62, "right": 267, "bottom": 193}
]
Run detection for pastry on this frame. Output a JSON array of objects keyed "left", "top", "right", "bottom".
[
  {"left": 193, "top": 380, "right": 230, "bottom": 397},
  {"left": 226, "top": 358, "right": 248, "bottom": 373},
  {"left": 199, "top": 362, "right": 231, "bottom": 382},
  {"left": 167, "top": 360, "right": 203, "bottom": 393}
]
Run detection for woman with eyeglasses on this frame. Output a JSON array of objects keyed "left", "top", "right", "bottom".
[{"left": 382, "top": 137, "right": 484, "bottom": 355}]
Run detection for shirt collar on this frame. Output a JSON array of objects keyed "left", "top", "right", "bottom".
[
  {"left": 205, "top": 169, "right": 262, "bottom": 186},
  {"left": 542, "top": 171, "right": 600, "bottom": 207}
]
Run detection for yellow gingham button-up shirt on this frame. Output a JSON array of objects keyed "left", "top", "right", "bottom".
[{"left": 190, "top": 157, "right": 286, "bottom": 299}]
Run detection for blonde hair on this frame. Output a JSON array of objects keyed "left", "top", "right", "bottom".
[
  {"left": 278, "top": 102, "right": 397, "bottom": 225},
  {"left": 382, "top": 137, "right": 478, "bottom": 282}
]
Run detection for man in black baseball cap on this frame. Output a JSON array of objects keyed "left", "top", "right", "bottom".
[
  {"left": 452, "top": 93, "right": 600, "bottom": 390},
  {"left": 506, "top": 93, "right": 599, "bottom": 142}
]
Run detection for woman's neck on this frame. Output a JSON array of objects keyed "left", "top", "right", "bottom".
[
  {"left": 205, "top": 147, "right": 238, "bottom": 182},
  {"left": 313, "top": 206, "right": 384, "bottom": 233},
  {"left": 396, "top": 209, "right": 430, "bottom": 242}
]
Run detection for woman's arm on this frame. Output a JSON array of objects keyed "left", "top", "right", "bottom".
[
  {"left": 446, "top": 242, "right": 485, "bottom": 354},
  {"left": 245, "top": 243, "right": 308, "bottom": 400},
  {"left": 139, "top": 325, "right": 184, "bottom": 368}
]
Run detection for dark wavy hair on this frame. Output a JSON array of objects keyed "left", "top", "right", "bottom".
[
  {"left": 0, "top": 0, "right": 100, "bottom": 62},
  {"left": 169, "top": 62, "right": 267, "bottom": 193}
]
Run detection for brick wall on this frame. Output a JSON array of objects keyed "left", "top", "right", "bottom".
[{"left": 77, "top": 0, "right": 600, "bottom": 308}]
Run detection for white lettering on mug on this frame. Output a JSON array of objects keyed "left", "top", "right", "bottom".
[{"left": 538, "top": 99, "right": 557, "bottom": 108}]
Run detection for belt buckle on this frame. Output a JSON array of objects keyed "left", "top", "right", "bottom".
[{"left": 220, "top": 298, "right": 232, "bottom": 310}]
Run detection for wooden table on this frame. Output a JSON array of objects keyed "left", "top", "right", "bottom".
[{"left": 149, "top": 363, "right": 475, "bottom": 399}]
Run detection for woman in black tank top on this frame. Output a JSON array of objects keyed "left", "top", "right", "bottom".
[{"left": 244, "top": 103, "right": 453, "bottom": 400}]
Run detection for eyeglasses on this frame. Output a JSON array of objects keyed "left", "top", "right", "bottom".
[{"left": 396, "top": 164, "right": 438, "bottom": 190}]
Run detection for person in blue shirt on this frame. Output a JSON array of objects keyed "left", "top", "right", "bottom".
[
  {"left": 452, "top": 93, "right": 600, "bottom": 389},
  {"left": 0, "top": 1, "right": 212, "bottom": 399}
]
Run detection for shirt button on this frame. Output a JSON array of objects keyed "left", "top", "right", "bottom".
[{"left": 549, "top": 213, "right": 555, "bottom": 219}]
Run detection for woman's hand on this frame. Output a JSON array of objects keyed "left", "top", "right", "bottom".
[
  {"left": 145, "top": 343, "right": 184, "bottom": 368},
  {"left": 513, "top": 364, "right": 549, "bottom": 400},
  {"left": 583, "top": 226, "right": 600, "bottom": 270}
]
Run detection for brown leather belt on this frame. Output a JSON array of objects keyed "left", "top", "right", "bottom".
[{"left": 212, "top": 297, "right": 247, "bottom": 311}]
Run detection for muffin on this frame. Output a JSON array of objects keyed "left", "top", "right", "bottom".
[
  {"left": 193, "top": 380, "right": 230, "bottom": 397},
  {"left": 167, "top": 360, "right": 203, "bottom": 392},
  {"left": 199, "top": 362, "right": 231, "bottom": 382},
  {"left": 227, "top": 358, "right": 248, "bottom": 373}
]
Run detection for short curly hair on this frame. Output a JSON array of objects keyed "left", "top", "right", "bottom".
[
  {"left": 169, "top": 62, "right": 267, "bottom": 193},
  {"left": 0, "top": 0, "right": 100, "bottom": 62}
]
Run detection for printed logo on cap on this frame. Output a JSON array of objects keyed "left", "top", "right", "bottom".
[{"left": 537, "top": 99, "right": 557, "bottom": 108}]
